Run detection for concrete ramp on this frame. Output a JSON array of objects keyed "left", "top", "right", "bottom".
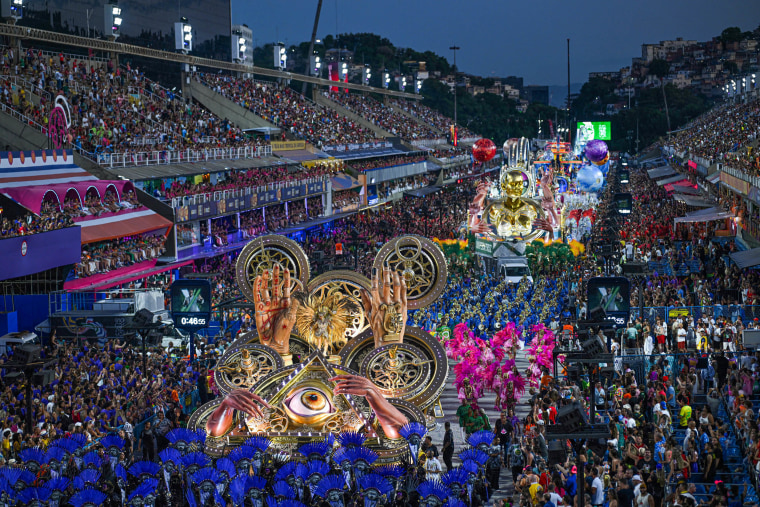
[{"left": 188, "top": 80, "right": 280, "bottom": 132}]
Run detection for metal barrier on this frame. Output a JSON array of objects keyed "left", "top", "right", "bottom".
[
  {"left": 98, "top": 145, "right": 273, "bottom": 168},
  {"left": 628, "top": 305, "right": 760, "bottom": 324}
]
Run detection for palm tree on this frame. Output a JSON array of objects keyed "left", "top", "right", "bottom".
[{"left": 649, "top": 59, "right": 672, "bottom": 134}]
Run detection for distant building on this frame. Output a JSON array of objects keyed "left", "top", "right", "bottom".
[
  {"left": 503, "top": 76, "right": 524, "bottom": 91},
  {"left": 522, "top": 85, "right": 549, "bottom": 105},
  {"left": 232, "top": 24, "right": 253, "bottom": 64},
  {"left": 589, "top": 71, "right": 618, "bottom": 80}
]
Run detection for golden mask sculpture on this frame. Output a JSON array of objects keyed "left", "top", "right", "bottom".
[{"left": 189, "top": 234, "right": 449, "bottom": 463}]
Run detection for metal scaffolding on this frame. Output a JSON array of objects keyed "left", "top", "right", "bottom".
[{"left": 0, "top": 24, "right": 421, "bottom": 100}]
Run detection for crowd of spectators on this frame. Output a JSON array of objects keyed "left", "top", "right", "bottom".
[
  {"left": 324, "top": 91, "right": 441, "bottom": 141},
  {"left": 346, "top": 153, "right": 427, "bottom": 172},
  {"left": 199, "top": 73, "right": 380, "bottom": 147},
  {"left": 77, "top": 233, "right": 166, "bottom": 277},
  {"left": 0, "top": 330, "right": 220, "bottom": 464},
  {"left": 0, "top": 211, "right": 73, "bottom": 239},
  {"left": 668, "top": 98, "right": 760, "bottom": 176},
  {"left": 388, "top": 98, "right": 476, "bottom": 139},
  {"left": 0, "top": 47, "right": 268, "bottom": 156}
]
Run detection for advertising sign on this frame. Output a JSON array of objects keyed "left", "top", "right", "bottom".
[
  {"left": 474, "top": 238, "right": 494, "bottom": 257},
  {"left": 576, "top": 121, "right": 612, "bottom": 141}
]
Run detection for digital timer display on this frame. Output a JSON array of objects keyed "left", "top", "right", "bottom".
[{"left": 171, "top": 279, "right": 212, "bottom": 330}]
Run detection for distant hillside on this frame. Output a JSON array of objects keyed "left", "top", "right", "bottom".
[{"left": 548, "top": 84, "right": 584, "bottom": 109}]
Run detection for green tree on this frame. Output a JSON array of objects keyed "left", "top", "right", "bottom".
[{"left": 719, "top": 27, "right": 744, "bottom": 44}]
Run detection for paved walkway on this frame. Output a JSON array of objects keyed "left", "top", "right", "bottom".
[{"left": 429, "top": 345, "right": 531, "bottom": 503}]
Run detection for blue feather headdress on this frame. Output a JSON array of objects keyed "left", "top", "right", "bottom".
[
  {"left": 460, "top": 460, "right": 479, "bottom": 475},
  {"left": 373, "top": 464, "right": 405, "bottom": 479},
  {"left": 190, "top": 467, "right": 222, "bottom": 487},
  {"left": 73, "top": 469, "right": 101, "bottom": 490},
  {"left": 417, "top": 480, "right": 451, "bottom": 502},
  {"left": 48, "top": 436, "right": 82, "bottom": 456},
  {"left": 345, "top": 446, "right": 378, "bottom": 466},
  {"left": 165, "top": 428, "right": 192, "bottom": 446},
  {"left": 215, "top": 457, "right": 235, "bottom": 479},
  {"left": 313, "top": 474, "right": 346, "bottom": 499},
  {"left": 128, "top": 460, "right": 160, "bottom": 479},
  {"left": 458, "top": 448, "right": 488, "bottom": 466},
  {"left": 44, "top": 476, "right": 70, "bottom": 492},
  {"left": 275, "top": 461, "right": 298, "bottom": 481},
  {"left": 299, "top": 440, "right": 331, "bottom": 461},
  {"left": 69, "top": 488, "right": 107, "bottom": 507},
  {"left": 442, "top": 468, "right": 470, "bottom": 487},
  {"left": 114, "top": 463, "right": 127, "bottom": 483},
  {"left": 100, "top": 435, "right": 125, "bottom": 452},
  {"left": 227, "top": 475, "right": 248, "bottom": 505},
  {"left": 181, "top": 452, "right": 210, "bottom": 471},
  {"left": 399, "top": 422, "right": 428, "bottom": 441},
  {"left": 227, "top": 444, "right": 256, "bottom": 465},
  {"left": 159, "top": 448, "right": 182, "bottom": 467},
  {"left": 267, "top": 500, "right": 306, "bottom": 507},
  {"left": 137, "top": 478, "right": 159, "bottom": 496},
  {"left": 44, "top": 446, "right": 66, "bottom": 465},
  {"left": 305, "top": 460, "right": 330, "bottom": 481},
  {"left": 68, "top": 433, "right": 89, "bottom": 448},
  {"left": 19, "top": 447, "right": 45, "bottom": 466},
  {"left": 358, "top": 473, "right": 392, "bottom": 497},
  {"left": 337, "top": 431, "right": 366, "bottom": 448},
  {"left": 294, "top": 463, "right": 308, "bottom": 481},
  {"left": 82, "top": 451, "right": 104, "bottom": 470},
  {"left": 466, "top": 430, "right": 494, "bottom": 450},
  {"left": 332, "top": 447, "right": 350, "bottom": 465},
  {"left": 242, "top": 436, "right": 271, "bottom": 453},
  {"left": 245, "top": 475, "right": 268, "bottom": 493},
  {"left": 16, "top": 487, "right": 51, "bottom": 505},
  {"left": 271, "top": 480, "right": 296, "bottom": 499}
]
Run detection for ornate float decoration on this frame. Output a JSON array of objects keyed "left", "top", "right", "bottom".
[{"left": 189, "top": 234, "right": 449, "bottom": 463}]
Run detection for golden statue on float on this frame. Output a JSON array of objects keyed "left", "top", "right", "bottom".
[
  {"left": 469, "top": 137, "right": 551, "bottom": 243},
  {"left": 189, "top": 234, "right": 449, "bottom": 462}
]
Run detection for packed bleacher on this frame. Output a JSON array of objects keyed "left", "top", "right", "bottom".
[
  {"left": 346, "top": 153, "right": 427, "bottom": 172},
  {"left": 77, "top": 232, "right": 166, "bottom": 277},
  {"left": 668, "top": 98, "right": 760, "bottom": 176},
  {"left": 322, "top": 91, "right": 441, "bottom": 141},
  {"left": 0, "top": 210, "right": 73, "bottom": 238},
  {"left": 198, "top": 73, "right": 380, "bottom": 147},
  {"left": 0, "top": 48, "right": 269, "bottom": 157},
  {"left": 388, "top": 98, "right": 477, "bottom": 139}
]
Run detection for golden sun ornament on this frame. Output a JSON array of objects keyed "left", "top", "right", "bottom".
[{"left": 293, "top": 287, "right": 358, "bottom": 355}]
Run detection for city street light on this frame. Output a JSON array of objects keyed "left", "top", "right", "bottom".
[
  {"left": 174, "top": 17, "right": 192, "bottom": 53},
  {"left": 104, "top": 1, "right": 121, "bottom": 39},
  {"left": 383, "top": 71, "right": 390, "bottom": 89}
]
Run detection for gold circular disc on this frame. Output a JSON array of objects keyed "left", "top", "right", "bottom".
[
  {"left": 235, "top": 235, "right": 310, "bottom": 303},
  {"left": 372, "top": 235, "right": 447, "bottom": 310}
]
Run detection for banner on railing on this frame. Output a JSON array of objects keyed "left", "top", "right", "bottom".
[
  {"left": 322, "top": 141, "right": 393, "bottom": 153},
  {"left": 271, "top": 140, "right": 306, "bottom": 151},
  {"left": 307, "top": 181, "right": 326, "bottom": 194}
]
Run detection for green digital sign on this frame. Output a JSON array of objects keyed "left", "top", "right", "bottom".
[{"left": 576, "top": 121, "right": 612, "bottom": 141}]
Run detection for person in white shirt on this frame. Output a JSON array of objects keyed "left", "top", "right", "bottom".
[
  {"left": 424, "top": 449, "right": 442, "bottom": 482},
  {"left": 676, "top": 323, "right": 687, "bottom": 351},
  {"left": 590, "top": 468, "right": 605, "bottom": 506}
]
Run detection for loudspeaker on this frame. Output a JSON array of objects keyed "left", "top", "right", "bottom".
[
  {"left": 566, "top": 365, "right": 582, "bottom": 382},
  {"left": 14, "top": 345, "right": 41, "bottom": 364},
  {"left": 556, "top": 401, "right": 588, "bottom": 432},
  {"left": 547, "top": 440, "right": 566, "bottom": 466},
  {"left": 588, "top": 306, "right": 607, "bottom": 322},
  {"left": 743, "top": 330, "right": 760, "bottom": 348},
  {"left": 32, "top": 370, "right": 55, "bottom": 387},
  {"left": 581, "top": 336, "right": 607, "bottom": 356},
  {"left": 132, "top": 308, "right": 156, "bottom": 328}
]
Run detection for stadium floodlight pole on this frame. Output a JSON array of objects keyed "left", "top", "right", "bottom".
[
  {"left": 449, "top": 45, "right": 460, "bottom": 133},
  {"left": 302, "top": 0, "right": 323, "bottom": 95}
]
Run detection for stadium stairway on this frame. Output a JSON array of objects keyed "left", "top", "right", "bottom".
[
  {"left": 429, "top": 346, "right": 531, "bottom": 503},
  {"left": 187, "top": 79, "right": 280, "bottom": 133},
  {"left": 312, "top": 90, "right": 395, "bottom": 140}
]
